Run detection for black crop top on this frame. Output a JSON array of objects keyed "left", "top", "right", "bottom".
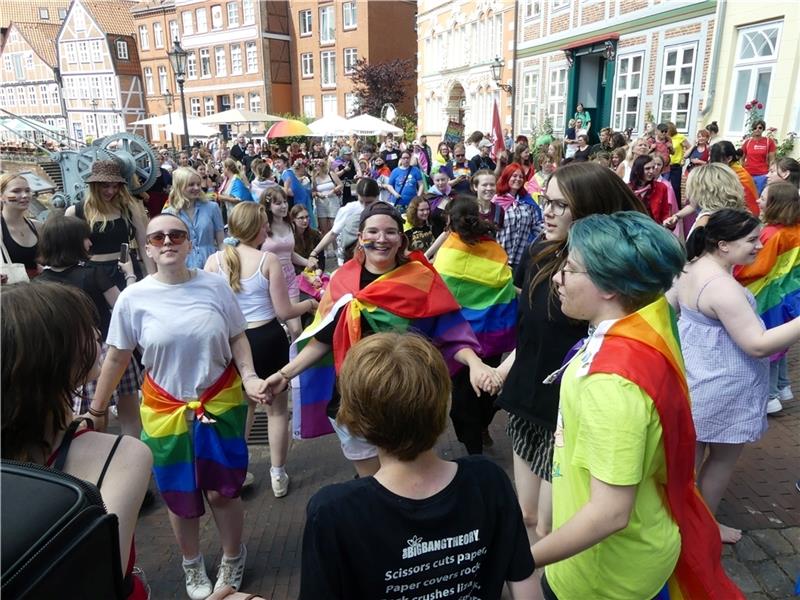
[
  {"left": 74, "top": 202, "right": 130, "bottom": 254},
  {"left": 1, "top": 216, "right": 39, "bottom": 270}
]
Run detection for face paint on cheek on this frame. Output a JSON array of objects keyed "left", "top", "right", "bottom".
[{"left": 361, "top": 241, "right": 377, "bottom": 250}]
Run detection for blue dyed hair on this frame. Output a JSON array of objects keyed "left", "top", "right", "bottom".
[{"left": 568, "top": 211, "right": 686, "bottom": 311}]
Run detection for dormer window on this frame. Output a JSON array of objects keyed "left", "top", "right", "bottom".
[{"left": 116, "top": 40, "right": 129, "bottom": 60}]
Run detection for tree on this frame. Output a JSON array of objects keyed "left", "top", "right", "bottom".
[{"left": 349, "top": 58, "right": 414, "bottom": 117}]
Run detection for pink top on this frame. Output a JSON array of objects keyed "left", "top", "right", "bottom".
[{"left": 261, "top": 228, "right": 299, "bottom": 299}]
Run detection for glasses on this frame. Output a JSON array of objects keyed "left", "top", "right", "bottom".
[
  {"left": 454, "top": 154, "right": 465, "bottom": 158},
  {"left": 557, "top": 264, "right": 588, "bottom": 286},
  {"left": 541, "top": 196, "right": 569, "bottom": 216},
  {"left": 294, "top": 215, "right": 309, "bottom": 220},
  {"left": 755, "top": 126, "right": 765, "bottom": 131},
  {"left": 146, "top": 230, "right": 188, "bottom": 246}
]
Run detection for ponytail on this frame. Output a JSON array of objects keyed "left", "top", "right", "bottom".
[
  {"left": 222, "top": 245, "right": 243, "bottom": 293},
  {"left": 685, "top": 226, "right": 707, "bottom": 261}
]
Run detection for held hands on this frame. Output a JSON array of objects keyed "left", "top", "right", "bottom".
[
  {"left": 243, "top": 377, "right": 269, "bottom": 405},
  {"left": 468, "top": 362, "right": 504, "bottom": 396},
  {"left": 662, "top": 215, "right": 679, "bottom": 229},
  {"left": 264, "top": 370, "right": 290, "bottom": 403}
]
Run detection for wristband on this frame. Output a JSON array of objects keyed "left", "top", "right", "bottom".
[{"left": 88, "top": 406, "right": 108, "bottom": 417}]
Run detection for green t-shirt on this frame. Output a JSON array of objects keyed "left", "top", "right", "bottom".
[
  {"left": 574, "top": 110, "right": 591, "bottom": 127},
  {"left": 546, "top": 355, "right": 680, "bottom": 600}
]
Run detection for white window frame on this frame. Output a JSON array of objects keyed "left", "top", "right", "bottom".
[
  {"left": 215, "top": 46, "right": 227, "bottom": 76},
  {"left": 65, "top": 43, "right": 77, "bottom": 63},
  {"left": 343, "top": 47, "right": 357, "bottom": 74},
  {"left": 227, "top": 3, "right": 239, "bottom": 27},
  {"left": 727, "top": 21, "right": 782, "bottom": 135},
  {"left": 204, "top": 96, "right": 215, "bottom": 115},
  {"left": 39, "top": 7, "right": 49, "bottom": 19},
  {"left": 73, "top": 8, "right": 85, "bottom": 31},
  {"left": 230, "top": 44, "right": 242, "bottom": 75},
  {"left": 169, "top": 20, "right": 179, "bottom": 45},
  {"left": 322, "top": 93, "right": 337, "bottom": 117},
  {"left": 303, "top": 95, "right": 316, "bottom": 118},
  {"left": 658, "top": 43, "right": 697, "bottom": 133},
  {"left": 78, "top": 41, "right": 89, "bottom": 63},
  {"left": 520, "top": 69, "right": 539, "bottom": 133},
  {"left": 116, "top": 40, "right": 129, "bottom": 60},
  {"left": 211, "top": 5, "right": 223, "bottom": 30},
  {"left": 40, "top": 84, "right": 49, "bottom": 105},
  {"left": 200, "top": 48, "right": 211, "bottom": 77},
  {"left": 243, "top": 0, "right": 255, "bottom": 25},
  {"left": 139, "top": 25, "right": 149, "bottom": 50},
  {"left": 345, "top": 92, "right": 358, "bottom": 117},
  {"left": 523, "top": 0, "right": 542, "bottom": 20},
  {"left": 91, "top": 41, "right": 102, "bottom": 62},
  {"left": 50, "top": 84, "right": 59, "bottom": 105},
  {"left": 343, "top": 2, "right": 357, "bottom": 30},
  {"left": 299, "top": 10, "right": 312, "bottom": 36},
  {"left": 196, "top": 8, "right": 208, "bottom": 33},
  {"left": 551, "top": 0, "right": 569, "bottom": 11},
  {"left": 249, "top": 92, "right": 261, "bottom": 112},
  {"left": 182, "top": 11, "right": 194, "bottom": 36},
  {"left": 321, "top": 50, "right": 336, "bottom": 87},
  {"left": 320, "top": 6, "right": 335, "bottom": 45},
  {"left": 612, "top": 53, "right": 643, "bottom": 133},
  {"left": 158, "top": 66, "right": 168, "bottom": 94},
  {"left": 153, "top": 22, "right": 164, "bottom": 48},
  {"left": 548, "top": 67, "right": 567, "bottom": 133},
  {"left": 27, "top": 85, "right": 36, "bottom": 105},
  {"left": 246, "top": 42, "right": 257, "bottom": 73},
  {"left": 144, "top": 67, "right": 154, "bottom": 95},
  {"left": 301, "top": 52, "right": 313, "bottom": 78},
  {"left": 187, "top": 52, "right": 197, "bottom": 79},
  {"left": 190, "top": 97, "right": 201, "bottom": 117},
  {"left": 234, "top": 94, "right": 245, "bottom": 110}
]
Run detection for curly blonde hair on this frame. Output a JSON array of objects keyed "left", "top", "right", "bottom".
[
  {"left": 686, "top": 163, "right": 745, "bottom": 212},
  {"left": 165, "top": 167, "right": 206, "bottom": 213}
]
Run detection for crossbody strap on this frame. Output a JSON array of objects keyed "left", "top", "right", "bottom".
[
  {"left": 96, "top": 435, "right": 124, "bottom": 489},
  {"left": 51, "top": 418, "right": 93, "bottom": 472}
]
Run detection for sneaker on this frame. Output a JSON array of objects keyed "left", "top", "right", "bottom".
[
  {"left": 242, "top": 471, "right": 255, "bottom": 488},
  {"left": 213, "top": 545, "right": 247, "bottom": 592},
  {"left": 779, "top": 386, "right": 794, "bottom": 402},
  {"left": 766, "top": 398, "right": 783, "bottom": 414},
  {"left": 183, "top": 556, "right": 213, "bottom": 600},
  {"left": 271, "top": 471, "right": 290, "bottom": 498}
]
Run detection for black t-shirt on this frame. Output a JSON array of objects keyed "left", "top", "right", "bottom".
[
  {"left": 300, "top": 455, "right": 534, "bottom": 600},
  {"left": 495, "top": 242, "right": 586, "bottom": 431},
  {"left": 406, "top": 225, "right": 435, "bottom": 252},
  {"left": 37, "top": 264, "right": 115, "bottom": 337},
  {"left": 572, "top": 147, "right": 591, "bottom": 162},
  {"left": 381, "top": 149, "right": 400, "bottom": 170}
]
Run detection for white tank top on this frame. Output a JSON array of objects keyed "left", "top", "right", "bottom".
[
  {"left": 214, "top": 252, "right": 275, "bottom": 322},
  {"left": 315, "top": 175, "right": 337, "bottom": 197}
]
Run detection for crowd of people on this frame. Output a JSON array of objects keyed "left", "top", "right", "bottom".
[{"left": 1, "top": 105, "right": 798, "bottom": 599}]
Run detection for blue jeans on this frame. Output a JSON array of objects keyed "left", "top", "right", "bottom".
[{"left": 768, "top": 356, "right": 790, "bottom": 399}]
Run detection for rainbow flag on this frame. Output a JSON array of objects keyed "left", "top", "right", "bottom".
[
  {"left": 734, "top": 224, "right": 800, "bottom": 330},
  {"left": 578, "top": 297, "right": 743, "bottom": 600},
  {"left": 140, "top": 363, "right": 247, "bottom": 519},
  {"left": 291, "top": 252, "right": 481, "bottom": 439},
  {"left": 433, "top": 233, "right": 517, "bottom": 358}
]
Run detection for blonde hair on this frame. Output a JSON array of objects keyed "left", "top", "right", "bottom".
[
  {"left": 0, "top": 172, "right": 28, "bottom": 196},
  {"left": 223, "top": 203, "right": 267, "bottom": 293},
  {"left": 83, "top": 179, "right": 144, "bottom": 233},
  {"left": 686, "top": 163, "right": 745, "bottom": 212},
  {"left": 166, "top": 167, "right": 205, "bottom": 213},
  {"left": 223, "top": 158, "right": 240, "bottom": 175},
  {"left": 626, "top": 137, "right": 651, "bottom": 162}
]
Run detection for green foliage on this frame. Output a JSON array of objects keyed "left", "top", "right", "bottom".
[
  {"left": 349, "top": 58, "right": 415, "bottom": 117},
  {"left": 394, "top": 113, "right": 417, "bottom": 142}
]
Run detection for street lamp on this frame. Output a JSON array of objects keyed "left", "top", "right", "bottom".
[
  {"left": 163, "top": 90, "right": 174, "bottom": 150},
  {"left": 490, "top": 57, "right": 512, "bottom": 94},
  {"left": 90, "top": 98, "right": 99, "bottom": 140},
  {"left": 109, "top": 99, "right": 117, "bottom": 132},
  {"left": 167, "top": 40, "right": 190, "bottom": 151}
]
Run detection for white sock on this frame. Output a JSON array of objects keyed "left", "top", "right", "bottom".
[
  {"left": 270, "top": 465, "right": 286, "bottom": 477},
  {"left": 182, "top": 554, "right": 202, "bottom": 566},
  {"left": 223, "top": 544, "right": 244, "bottom": 561}
]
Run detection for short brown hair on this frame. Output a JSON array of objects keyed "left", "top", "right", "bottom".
[
  {"left": 337, "top": 333, "right": 451, "bottom": 461},
  {"left": 763, "top": 181, "right": 800, "bottom": 226}
]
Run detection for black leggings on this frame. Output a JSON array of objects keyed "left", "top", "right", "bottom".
[{"left": 449, "top": 354, "right": 502, "bottom": 454}]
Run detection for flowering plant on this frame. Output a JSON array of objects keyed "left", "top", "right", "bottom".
[{"left": 743, "top": 98, "right": 765, "bottom": 133}]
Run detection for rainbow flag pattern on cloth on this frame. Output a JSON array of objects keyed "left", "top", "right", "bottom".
[
  {"left": 734, "top": 224, "right": 800, "bottom": 331},
  {"left": 433, "top": 233, "right": 517, "bottom": 358},
  {"left": 140, "top": 363, "right": 247, "bottom": 519},
  {"left": 577, "top": 297, "right": 743, "bottom": 600},
  {"left": 291, "top": 252, "right": 481, "bottom": 439}
]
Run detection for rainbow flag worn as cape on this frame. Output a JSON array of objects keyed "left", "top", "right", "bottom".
[
  {"left": 291, "top": 252, "right": 481, "bottom": 439},
  {"left": 433, "top": 233, "right": 517, "bottom": 358},
  {"left": 734, "top": 223, "right": 800, "bottom": 331},
  {"left": 578, "top": 297, "right": 743, "bottom": 600},
  {"left": 140, "top": 363, "right": 247, "bottom": 519}
]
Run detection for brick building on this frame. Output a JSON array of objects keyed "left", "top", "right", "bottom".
[
  {"left": 513, "top": 0, "right": 717, "bottom": 141},
  {"left": 289, "top": 0, "right": 417, "bottom": 120},
  {"left": 416, "top": 0, "right": 515, "bottom": 147}
]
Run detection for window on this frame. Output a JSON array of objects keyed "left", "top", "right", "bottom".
[
  {"left": 211, "top": 5, "right": 223, "bottom": 29},
  {"left": 58, "top": 8, "right": 67, "bottom": 20},
  {"left": 321, "top": 50, "right": 336, "bottom": 87},
  {"left": 299, "top": 9, "right": 312, "bottom": 36},
  {"left": 182, "top": 11, "right": 193, "bottom": 35},
  {"left": 322, "top": 93, "right": 337, "bottom": 117},
  {"left": 190, "top": 97, "right": 201, "bottom": 117},
  {"left": 200, "top": 48, "right": 211, "bottom": 77},
  {"left": 524, "top": 0, "right": 542, "bottom": 19},
  {"left": 344, "top": 48, "right": 357, "bottom": 74},
  {"left": 303, "top": 95, "right": 316, "bottom": 118},
  {"left": 196, "top": 8, "right": 208, "bottom": 33},
  {"left": 158, "top": 66, "right": 168, "bottom": 94},
  {"left": 50, "top": 84, "right": 59, "bottom": 104},
  {"left": 73, "top": 7, "right": 85, "bottom": 30},
  {"left": 231, "top": 44, "right": 242, "bottom": 74},
  {"left": 39, "top": 8, "right": 49, "bottom": 20},
  {"left": 214, "top": 46, "right": 227, "bottom": 76},
  {"left": 243, "top": 0, "right": 254, "bottom": 24},
  {"left": 90, "top": 76, "right": 101, "bottom": 99},
  {"left": 658, "top": 44, "right": 696, "bottom": 131},
  {"left": 551, "top": 0, "right": 569, "bottom": 10},
  {"left": 91, "top": 40, "right": 102, "bottom": 62},
  {"left": 249, "top": 92, "right": 261, "bottom": 112},
  {"left": 17, "top": 88, "right": 25, "bottom": 106},
  {"left": 728, "top": 21, "right": 782, "bottom": 133},
  {"left": 116, "top": 40, "right": 129, "bottom": 60},
  {"left": 27, "top": 86, "right": 36, "bottom": 104},
  {"left": 78, "top": 41, "right": 89, "bottom": 63},
  {"left": 613, "top": 54, "right": 643, "bottom": 133},
  {"left": 187, "top": 52, "right": 197, "bottom": 79},
  {"left": 345, "top": 92, "right": 358, "bottom": 117},
  {"left": 40, "top": 84, "right": 49, "bottom": 105},
  {"left": 234, "top": 94, "right": 245, "bottom": 110},
  {"left": 343, "top": 2, "right": 357, "bottom": 29},
  {"left": 103, "top": 76, "right": 114, "bottom": 98},
  {"left": 169, "top": 20, "right": 179, "bottom": 45},
  {"left": 3, "top": 55, "right": 10, "bottom": 71},
  {"left": 227, "top": 3, "right": 239, "bottom": 27},
  {"left": 548, "top": 67, "right": 567, "bottom": 132},
  {"left": 139, "top": 25, "right": 149, "bottom": 50},
  {"left": 246, "top": 42, "right": 257, "bottom": 73},
  {"left": 204, "top": 96, "right": 215, "bottom": 115},
  {"left": 65, "top": 43, "right": 77, "bottom": 63},
  {"left": 320, "top": 6, "right": 335, "bottom": 44},
  {"left": 521, "top": 69, "right": 539, "bottom": 133},
  {"left": 144, "top": 67, "right": 154, "bottom": 95},
  {"left": 153, "top": 22, "right": 164, "bottom": 48},
  {"left": 301, "top": 52, "right": 313, "bottom": 77}
]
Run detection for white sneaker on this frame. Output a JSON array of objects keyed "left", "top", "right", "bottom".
[
  {"left": 271, "top": 471, "right": 290, "bottom": 498},
  {"left": 779, "top": 386, "right": 794, "bottom": 402},
  {"left": 213, "top": 545, "right": 247, "bottom": 592},
  {"left": 767, "top": 398, "right": 783, "bottom": 414},
  {"left": 182, "top": 556, "right": 213, "bottom": 600},
  {"left": 242, "top": 471, "right": 255, "bottom": 488}
]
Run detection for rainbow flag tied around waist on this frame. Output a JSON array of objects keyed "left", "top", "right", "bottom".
[
  {"left": 291, "top": 252, "right": 480, "bottom": 439},
  {"left": 433, "top": 233, "right": 517, "bottom": 357},
  {"left": 578, "top": 297, "right": 743, "bottom": 600},
  {"left": 140, "top": 363, "right": 247, "bottom": 519}
]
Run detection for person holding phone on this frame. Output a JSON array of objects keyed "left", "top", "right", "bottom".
[{"left": 450, "top": 143, "right": 473, "bottom": 194}]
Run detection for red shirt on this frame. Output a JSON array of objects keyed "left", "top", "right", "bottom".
[{"left": 742, "top": 137, "right": 776, "bottom": 176}]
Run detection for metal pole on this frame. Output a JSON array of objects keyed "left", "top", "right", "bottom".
[
  {"left": 167, "top": 106, "right": 173, "bottom": 151},
  {"left": 178, "top": 78, "right": 190, "bottom": 151}
]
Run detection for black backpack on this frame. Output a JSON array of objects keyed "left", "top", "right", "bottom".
[{"left": 1, "top": 423, "right": 126, "bottom": 599}]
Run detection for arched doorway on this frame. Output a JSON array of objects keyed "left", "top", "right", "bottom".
[{"left": 447, "top": 82, "right": 466, "bottom": 125}]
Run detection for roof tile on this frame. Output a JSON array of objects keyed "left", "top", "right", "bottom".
[{"left": 10, "top": 22, "right": 61, "bottom": 68}]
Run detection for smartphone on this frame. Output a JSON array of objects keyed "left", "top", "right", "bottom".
[{"left": 119, "top": 243, "right": 130, "bottom": 263}]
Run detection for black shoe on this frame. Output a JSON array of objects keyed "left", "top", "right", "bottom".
[{"left": 481, "top": 429, "right": 494, "bottom": 448}]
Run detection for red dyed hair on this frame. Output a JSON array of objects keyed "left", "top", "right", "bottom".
[{"left": 496, "top": 163, "right": 525, "bottom": 195}]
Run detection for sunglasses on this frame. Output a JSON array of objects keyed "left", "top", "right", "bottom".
[{"left": 146, "top": 230, "right": 188, "bottom": 246}]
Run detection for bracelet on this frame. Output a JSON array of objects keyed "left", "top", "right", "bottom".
[
  {"left": 278, "top": 369, "right": 291, "bottom": 381},
  {"left": 309, "top": 252, "right": 318, "bottom": 259},
  {"left": 88, "top": 406, "right": 108, "bottom": 417}
]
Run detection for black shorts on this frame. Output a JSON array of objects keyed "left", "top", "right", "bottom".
[{"left": 245, "top": 320, "right": 290, "bottom": 380}]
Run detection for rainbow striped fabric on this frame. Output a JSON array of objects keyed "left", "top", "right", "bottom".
[
  {"left": 579, "top": 297, "right": 743, "bottom": 600},
  {"left": 291, "top": 252, "right": 480, "bottom": 439},
  {"left": 433, "top": 233, "right": 517, "bottom": 358},
  {"left": 140, "top": 363, "right": 247, "bottom": 519},
  {"left": 734, "top": 224, "right": 800, "bottom": 330}
]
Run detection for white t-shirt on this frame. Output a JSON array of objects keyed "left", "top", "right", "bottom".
[
  {"left": 331, "top": 201, "right": 367, "bottom": 265},
  {"left": 107, "top": 270, "right": 247, "bottom": 400},
  {"left": 464, "top": 143, "right": 480, "bottom": 161}
]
